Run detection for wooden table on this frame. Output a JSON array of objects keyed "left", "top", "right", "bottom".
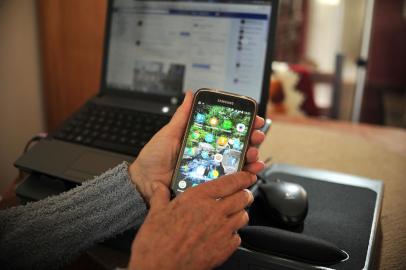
[{"left": 1, "top": 116, "right": 405, "bottom": 269}]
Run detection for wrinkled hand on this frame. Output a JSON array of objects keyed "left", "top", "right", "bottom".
[
  {"left": 129, "top": 172, "right": 256, "bottom": 270},
  {"left": 129, "top": 91, "right": 266, "bottom": 202}
]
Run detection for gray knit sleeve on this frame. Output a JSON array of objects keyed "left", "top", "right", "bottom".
[{"left": 0, "top": 162, "right": 147, "bottom": 269}]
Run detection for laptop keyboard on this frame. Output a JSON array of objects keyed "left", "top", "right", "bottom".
[{"left": 53, "top": 103, "right": 171, "bottom": 156}]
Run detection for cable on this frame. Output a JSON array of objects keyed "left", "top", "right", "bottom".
[{"left": 23, "top": 132, "right": 48, "bottom": 153}]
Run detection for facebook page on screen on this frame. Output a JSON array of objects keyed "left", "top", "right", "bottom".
[{"left": 106, "top": 0, "right": 271, "bottom": 101}]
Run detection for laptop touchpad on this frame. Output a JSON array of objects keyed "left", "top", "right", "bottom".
[{"left": 64, "top": 152, "right": 125, "bottom": 182}]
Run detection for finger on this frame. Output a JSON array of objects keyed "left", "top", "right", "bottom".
[
  {"left": 210, "top": 234, "right": 241, "bottom": 269},
  {"left": 217, "top": 234, "right": 241, "bottom": 264},
  {"left": 228, "top": 210, "right": 250, "bottom": 231},
  {"left": 167, "top": 91, "right": 193, "bottom": 133},
  {"left": 243, "top": 161, "right": 265, "bottom": 174},
  {"left": 250, "top": 130, "right": 265, "bottom": 145},
  {"left": 219, "top": 189, "right": 253, "bottom": 215},
  {"left": 195, "top": 172, "right": 256, "bottom": 199},
  {"left": 149, "top": 182, "right": 170, "bottom": 211},
  {"left": 253, "top": 116, "right": 265, "bottom": 129},
  {"left": 230, "top": 233, "right": 242, "bottom": 249},
  {"left": 245, "top": 147, "right": 259, "bottom": 163}
]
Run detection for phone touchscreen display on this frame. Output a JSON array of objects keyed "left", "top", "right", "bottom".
[{"left": 173, "top": 101, "right": 253, "bottom": 193}]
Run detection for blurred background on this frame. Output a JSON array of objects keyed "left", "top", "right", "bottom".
[
  {"left": 269, "top": 0, "right": 406, "bottom": 126},
  {"left": 1, "top": 0, "right": 405, "bottom": 192}
]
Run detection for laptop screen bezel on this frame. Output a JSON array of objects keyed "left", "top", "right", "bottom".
[{"left": 99, "top": 0, "right": 279, "bottom": 118}]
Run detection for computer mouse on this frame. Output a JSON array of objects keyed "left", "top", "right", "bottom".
[{"left": 258, "top": 180, "right": 308, "bottom": 227}]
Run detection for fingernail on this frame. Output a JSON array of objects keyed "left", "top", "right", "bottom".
[
  {"left": 244, "top": 189, "right": 254, "bottom": 205},
  {"left": 183, "top": 91, "right": 192, "bottom": 103},
  {"left": 151, "top": 182, "right": 159, "bottom": 192},
  {"left": 251, "top": 174, "right": 257, "bottom": 183}
]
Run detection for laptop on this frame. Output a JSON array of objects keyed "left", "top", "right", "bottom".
[{"left": 15, "top": 0, "right": 278, "bottom": 184}]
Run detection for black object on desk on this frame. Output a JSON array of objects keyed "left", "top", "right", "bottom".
[
  {"left": 257, "top": 179, "right": 308, "bottom": 227},
  {"left": 216, "top": 164, "right": 383, "bottom": 270},
  {"left": 15, "top": 164, "right": 383, "bottom": 270},
  {"left": 239, "top": 226, "right": 348, "bottom": 266}
]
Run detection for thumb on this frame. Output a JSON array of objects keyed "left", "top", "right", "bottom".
[
  {"left": 167, "top": 91, "right": 193, "bottom": 134},
  {"left": 149, "top": 181, "right": 170, "bottom": 211}
]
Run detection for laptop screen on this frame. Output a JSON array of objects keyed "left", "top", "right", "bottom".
[{"left": 105, "top": 0, "right": 273, "bottom": 102}]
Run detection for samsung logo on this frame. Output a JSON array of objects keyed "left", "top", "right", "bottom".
[{"left": 218, "top": 99, "right": 234, "bottom": 105}]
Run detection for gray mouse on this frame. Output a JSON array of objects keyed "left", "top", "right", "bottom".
[{"left": 258, "top": 179, "right": 308, "bottom": 227}]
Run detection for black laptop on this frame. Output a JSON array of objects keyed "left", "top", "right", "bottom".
[{"left": 15, "top": 0, "right": 278, "bottom": 184}]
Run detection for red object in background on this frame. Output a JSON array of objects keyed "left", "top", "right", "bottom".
[
  {"left": 269, "top": 79, "right": 287, "bottom": 114},
  {"left": 289, "top": 64, "right": 320, "bottom": 116},
  {"left": 269, "top": 79, "right": 285, "bottom": 104}
]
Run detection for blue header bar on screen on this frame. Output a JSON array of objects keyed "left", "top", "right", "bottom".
[{"left": 168, "top": 9, "right": 268, "bottom": 20}]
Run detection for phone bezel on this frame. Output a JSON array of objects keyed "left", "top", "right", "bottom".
[{"left": 170, "top": 88, "right": 258, "bottom": 196}]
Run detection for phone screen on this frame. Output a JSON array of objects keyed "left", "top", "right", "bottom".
[{"left": 172, "top": 100, "right": 254, "bottom": 194}]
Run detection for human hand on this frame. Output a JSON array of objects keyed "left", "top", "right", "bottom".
[
  {"left": 129, "top": 91, "right": 266, "bottom": 202},
  {"left": 128, "top": 171, "right": 256, "bottom": 270}
]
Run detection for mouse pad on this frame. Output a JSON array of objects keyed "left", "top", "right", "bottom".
[{"left": 248, "top": 172, "right": 377, "bottom": 270}]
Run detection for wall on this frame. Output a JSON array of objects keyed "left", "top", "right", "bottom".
[
  {"left": 305, "top": 0, "right": 367, "bottom": 73},
  {"left": 305, "top": 0, "right": 344, "bottom": 73},
  {"left": 367, "top": 0, "right": 406, "bottom": 88},
  {"left": 304, "top": 0, "right": 369, "bottom": 120},
  {"left": 341, "top": 1, "right": 366, "bottom": 60},
  {"left": 0, "top": 0, "right": 44, "bottom": 192}
]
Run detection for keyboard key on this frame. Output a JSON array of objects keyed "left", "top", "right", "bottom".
[
  {"left": 109, "top": 135, "right": 118, "bottom": 141},
  {"left": 130, "top": 138, "right": 137, "bottom": 145},
  {"left": 74, "top": 135, "right": 84, "bottom": 142},
  {"left": 66, "top": 134, "right": 75, "bottom": 141},
  {"left": 83, "top": 137, "right": 93, "bottom": 145},
  {"left": 55, "top": 132, "right": 67, "bottom": 140}
]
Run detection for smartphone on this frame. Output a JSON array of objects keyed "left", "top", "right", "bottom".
[{"left": 170, "top": 88, "right": 258, "bottom": 196}]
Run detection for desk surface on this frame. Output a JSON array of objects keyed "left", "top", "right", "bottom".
[{"left": 1, "top": 117, "right": 405, "bottom": 269}]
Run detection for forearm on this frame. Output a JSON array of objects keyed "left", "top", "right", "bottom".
[{"left": 0, "top": 162, "right": 147, "bottom": 269}]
